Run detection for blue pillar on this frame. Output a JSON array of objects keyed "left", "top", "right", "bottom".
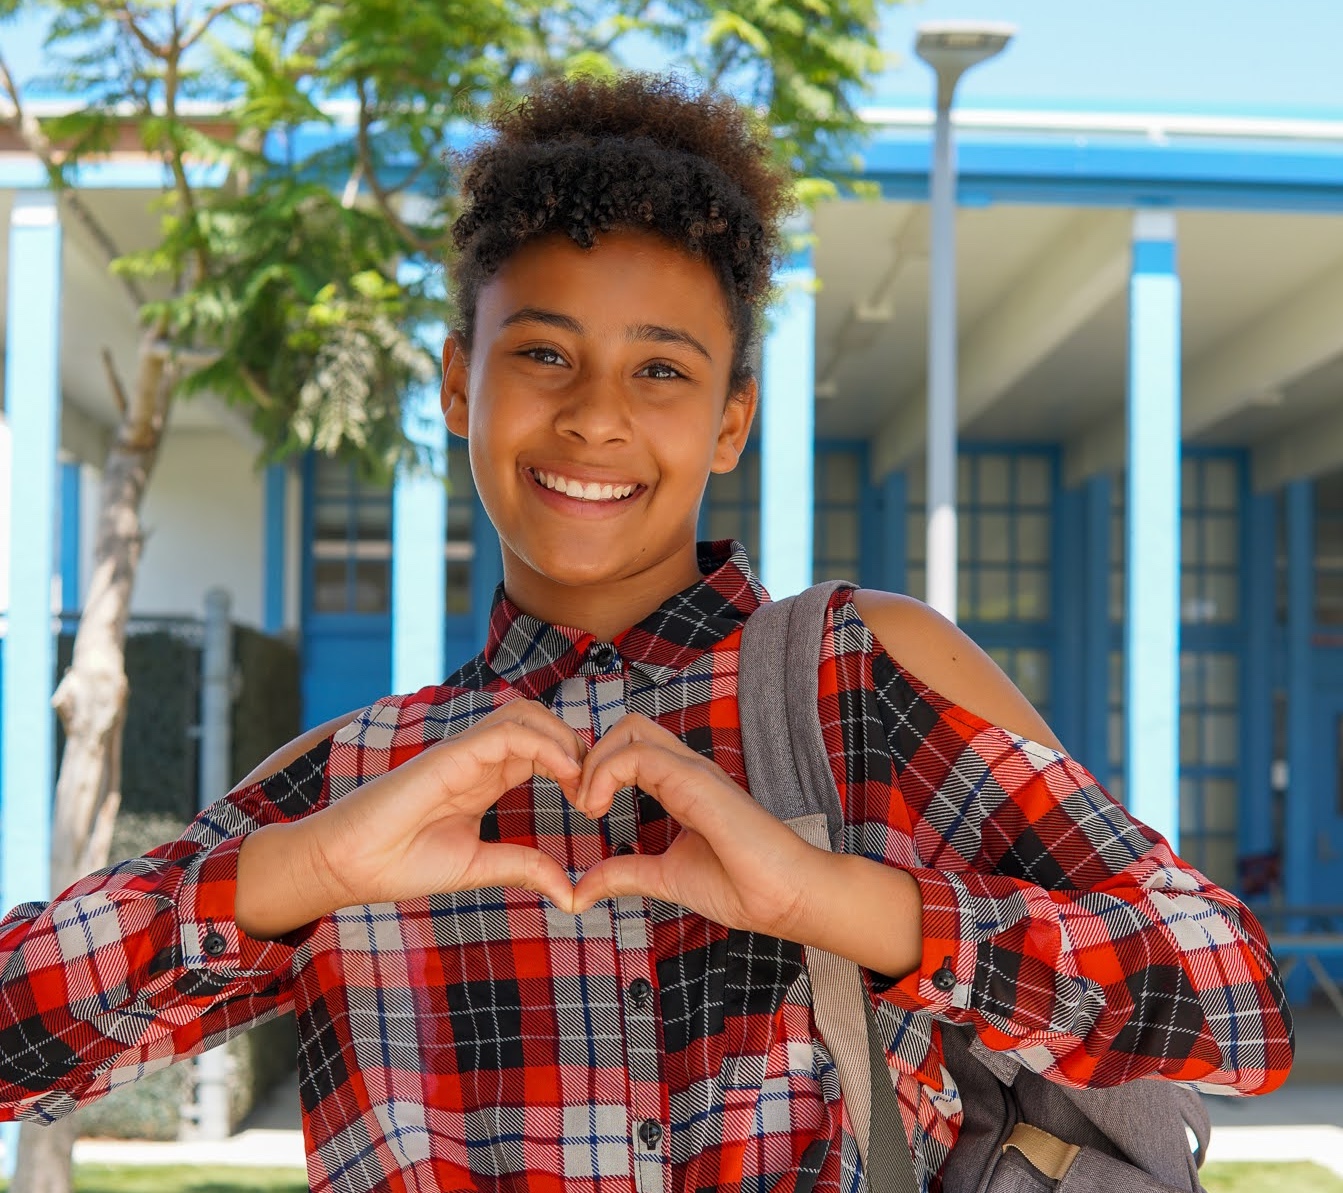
[
  {"left": 263, "top": 464, "right": 287, "bottom": 635},
  {"left": 392, "top": 394, "right": 447, "bottom": 694},
  {"left": 760, "top": 259, "right": 815, "bottom": 598},
  {"left": 878, "top": 469, "right": 907, "bottom": 595},
  {"left": 1241, "top": 487, "right": 1276, "bottom": 869},
  {"left": 1124, "top": 210, "right": 1181, "bottom": 847},
  {"left": 1284, "top": 480, "right": 1313, "bottom": 912},
  {"left": 1084, "top": 473, "right": 1113, "bottom": 786},
  {"left": 59, "top": 460, "right": 81, "bottom": 617}
]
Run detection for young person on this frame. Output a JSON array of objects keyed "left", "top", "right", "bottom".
[{"left": 0, "top": 75, "right": 1292, "bottom": 1193}]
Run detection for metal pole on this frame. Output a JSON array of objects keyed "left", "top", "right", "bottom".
[
  {"left": 925, "top": 93, "right": 959, "bottom": 623},
  {"left": 189, "top": 588, "right": 234, "bottom": 1141}
]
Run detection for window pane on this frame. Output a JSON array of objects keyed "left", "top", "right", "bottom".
[
  {"left": 1180, "top": 654, "right": 1203, "bottom": 707},
  {"left": 906, "top": 566, "right": 926, "bottom": 602},
  {"left": 1180, "top": 778, "right": 1201, "bottom": 833},
  {"left": 821, "top": 454, "right": 860, "bottom": 502},
  {"left": 822, "top": 510, "right": 860, "bottom": 563},
  {"left": 1204, "top": 459, "right": 1238, "bottom": 511},
  {"left": 1180, "top": 711, "right": 1201, "bottom": 765},
  {"left": 1205, "top": 515, "right": 1239, "bottom": 567},
  {"left": 976, "top": 567, "right": 1011, "bottom": 621},
  {"left": 446, "top": 559, "right": 471, "bottom": 616},
  {"left": 1181, "top": 459, "right": 1198, "bottom": 511},
  {"left": 978, "top": 456, "right": 1010, "bottom": 505},
  {"left": 1015, "top": 568, "right": 1050, "bottom": 620},
  {"left": 1017, "top": 514, "right": 1050, "bottom": 564},
  {"left": 1206, "top": 654, "right": 1238, "bottom": 705},
  {"left": 352, "top": 561, "right": 390, "bottom": 613},
  {"left": 980, "top": 513, "right": 1011, "bottom": 564},
  {"left": 1204, "top": 711, "right": 1239, "bottom": 767},
  {"left": 907, "top": 512, "right": 926, "bottom": 563},
  {"left": 1203, "top": 571, "right": 1239, "bottom": 623},
  {"left": 1013, "top": 649, "right": 1050, "bottom": 710},
  {"left": 313, "top": 561, "right": 348, "bottom": 613},
  {"left": 1202, "top": 838, "right": 1237, "bottom": 890},
  {"left": 1181, "top": 519, "right": 1200, "bottom": 565},
  {"left": 1320, "top": 572, "right": 1343, "bottom": 625},
  {"left": 1018, "top": 456, "right": 1050, "bottom": 506},
  {"left": 1204, "top": 778, "right": 1238, "bottom": 833}
]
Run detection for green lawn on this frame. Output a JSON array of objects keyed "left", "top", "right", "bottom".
[
  {"left": 1201, "top": 1162, "right": 1343, "bottom": 1192},
  {"left": 0, "top": 1161, "right": 1338, "bottom": 1192},
  {"left": 1, "top": 1167, "right": 306, "bottom": 1193}
]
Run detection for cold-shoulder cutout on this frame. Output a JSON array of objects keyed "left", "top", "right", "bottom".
[
  {"left": 849, "top": 588, "right": 1065, "bottom": 753},
  {"left": 235, "top": 709, "right": 365, "bottom": 789}
]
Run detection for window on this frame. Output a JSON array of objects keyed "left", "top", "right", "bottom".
[
  {"left": 1110, "top": 456, "right": 1240, "bottom": 625},
  {"left": 702, "top": 448, "right": 760, "bottom": 561},
  {"left": 699, "top": 444, "right": 865, "bottom": 584},
  {"left": 814, "top": 447, "right": 863, "bottom": 583},
  {"left": 1317, "top": 468, "right": 1343, "bottom": 625},
  {"left": 308, "top": 447, "right": 478, "bottom": 617},
  {"left": 906, "top": 452, "right": 1052, "bottom": 623},
  {"left": 1179, "top": 651, "right": 1240, "bottom": 888},
  {"left": 311, "top": 457, "right": 393, "bottom": 614}
]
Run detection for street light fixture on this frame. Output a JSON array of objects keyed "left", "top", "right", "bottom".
[{"left": 915, "top": 20, "right": 1015, "bottom": 624}]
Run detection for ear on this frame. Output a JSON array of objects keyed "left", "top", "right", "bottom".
[
  {"left": 441, "top": 331, "right": 471, "bottom": 438},
  {"left": 710, "top": 377, "right": 758, "bottom": 474}
]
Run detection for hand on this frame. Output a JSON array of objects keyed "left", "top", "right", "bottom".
[
  {"left": 301, "top": 699, "right": 586, "bottom": 912},
  {"left": 568, "top": 714, "right": 826, "bottom": 938}
]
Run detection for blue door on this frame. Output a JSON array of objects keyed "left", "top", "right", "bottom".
[{"left": 1311, "top": 682, "right": 1343, "bottom": 906}]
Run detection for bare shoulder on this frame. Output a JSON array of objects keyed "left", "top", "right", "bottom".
[
  {"left": 236, "top": 708, "right": 366, "bottom": 789},
  {"left": 850, "top": 589, "right": 1065, "bottom": 752}
]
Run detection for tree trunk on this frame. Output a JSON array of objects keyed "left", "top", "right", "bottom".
[{"left": 8, "top": 335, "right": 172, "bottom": 1193}]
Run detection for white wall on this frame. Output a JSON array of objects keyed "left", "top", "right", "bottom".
[{"left": 130, "top": 430, "right": 266, "bottom": 626}]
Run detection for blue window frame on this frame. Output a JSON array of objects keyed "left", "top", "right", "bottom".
[
  {"left": 700, "top": 441, "right": 876, "bottom": 587},
  {"left": 1108, "top": 452, "right": 1245, "bottom": 888},
  {"left": 906, "top": 447, "right": 1056, "bottom": 720}
]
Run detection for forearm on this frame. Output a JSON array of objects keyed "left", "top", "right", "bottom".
[
  {"left": 791, "top": 850, "right": 923, "bottom": 980},
  {"left": 235, "top": 816, "right": 351, "bottom": 940}
]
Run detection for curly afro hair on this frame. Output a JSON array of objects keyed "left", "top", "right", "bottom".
[{"left": 449, "top": 73, "right": 794, "bottom": 392}]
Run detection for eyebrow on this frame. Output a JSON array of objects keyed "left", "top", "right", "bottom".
[{"left": 499, "top": 307, "right": 714, "bottom": 364}]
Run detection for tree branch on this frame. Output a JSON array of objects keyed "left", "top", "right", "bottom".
[
  {"left": 101, "top": 348, "right": 131, "bottom": 419},
  {"left": 353, "top": 78, "right": 442, "bottom": 256},
  {"left": 181, "top": 0, "right": 256, "bottom": 50},
  {"left": 0, "top": 49, "right": 149, "bottom": 312}
]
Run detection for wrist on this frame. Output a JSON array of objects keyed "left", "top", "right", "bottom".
[{"left": 792, "top": 851, "right": 924, "bottom": 980}]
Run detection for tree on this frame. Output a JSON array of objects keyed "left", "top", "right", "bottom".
[{"left": 0, "top": 0, "right": 891, "bottom": 1188}]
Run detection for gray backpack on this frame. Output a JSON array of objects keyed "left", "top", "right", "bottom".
[{"left": 736, "top": 581, "right": 1211, "bottom": 1193}]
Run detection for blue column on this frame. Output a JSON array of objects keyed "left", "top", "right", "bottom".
[
  {"left": 59, "top": 460, "right": 81, "bottom": 618},
  {"left": 263, "top": 464, "right": 287, "bottom": 635},
  {"left": 878, "top": 469, "right": 907, "bottom": 595},
  {"left": 760, "top": 260, "right": 815, "bottom": 598},
  {"left": 2, "top": 192, "right": 61, "bottom": 903},
  {"left": 1284, "top": 481, "right": 1313, "bottom": 912},
  {"left": 1124, "top": 210, "right": 1181, "bottom": 847},
  {"left": 1240, "top": 487, "right": 1276, "bottom": 867},
  {"left": 1084, "top": 474, "right": 1113, "bottom": 786},
  {"left": 392, "top": 393, "right": 447, "bottom": 694}
]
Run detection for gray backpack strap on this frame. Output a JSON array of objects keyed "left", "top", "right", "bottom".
[{"left": 739, "top": 582, "right": 920, "bottom": 1193}]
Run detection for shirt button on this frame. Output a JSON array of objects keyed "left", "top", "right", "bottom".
[
  {"left": 638, "top": 1119, "right": 663, "bottom": 1148},
  {"left": 613, "top": 842, "right": 636, "bottom": 856},
  {"left": 591, "top": 643, "right": 619, "bottom": 670},
  {"left": 202, "top": 931, "right": 228, "bottom": 958},
  {"left": 931, "top": 966, "right": 956, "bottom": 992},
  {"left": 628, "top": 978, "right": 653, "bottom": 1008}
]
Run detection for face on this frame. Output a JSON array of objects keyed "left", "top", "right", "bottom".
[{"left": 442, "top": 229, "right": 756, "bottom": 628}]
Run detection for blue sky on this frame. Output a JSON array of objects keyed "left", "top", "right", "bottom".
[
  {"left": 4, "top": 1, "right": 1342, "bottom": 117},
  {"left": 875, "top": 0, "right": 1343, "bottom": 116}
]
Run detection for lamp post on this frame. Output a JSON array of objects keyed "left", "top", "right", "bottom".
[{"left": 915, "top": 21, "right": 1014, "bottom": 623}]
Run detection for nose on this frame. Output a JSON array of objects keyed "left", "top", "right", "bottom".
[{"left": 553, "top": 373, "right": 632, "bottom": 445}]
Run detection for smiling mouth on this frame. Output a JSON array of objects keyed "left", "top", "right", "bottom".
[{"left": 529, "top": 468, "right": 644, "bottom": 503}]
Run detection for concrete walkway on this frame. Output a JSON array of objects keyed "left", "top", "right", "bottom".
[{"left": 34, "top": 1008, "right": 1343, "bottom": 1176}]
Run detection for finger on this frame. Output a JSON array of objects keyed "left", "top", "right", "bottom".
[
  {"left": 467, "top": 843, "right": 577, "bottom": 911},
  {"left": 430, "top": 721, "right": 583, "bottom": 808},
  {"left": 576, "top": 715, "right": 693, "bottom": 814},
  {"left": 493, "top": 698, "right": 587, "bottom": 765},
  {"left": 581, "top": 741, "right": 750, "bottom": 842},
  {"left": 571, "top": 854, "right": 671, "bottom": 913}
]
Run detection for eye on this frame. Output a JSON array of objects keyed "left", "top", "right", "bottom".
[
  {"left": 640, "top": 361, "right": 685, "bottom": 381},
  {"left": 520, "top": 346, "right": 567, "bottom": 366}
]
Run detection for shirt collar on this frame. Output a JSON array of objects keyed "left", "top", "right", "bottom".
[{"left": 484, "top": 540, "right": 767, "bottom": 699}]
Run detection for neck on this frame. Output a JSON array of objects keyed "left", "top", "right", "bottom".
[{"left": 500, "top": 541, "right": 706, "bottom": 641}]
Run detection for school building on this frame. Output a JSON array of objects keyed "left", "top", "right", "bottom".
[{"left": 3, "top": 3, "right": 1343, "bottom": 936}]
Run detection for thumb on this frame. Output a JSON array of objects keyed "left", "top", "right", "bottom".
[{"left": 571, "top": 855, "right": 669, "bottom": 913}]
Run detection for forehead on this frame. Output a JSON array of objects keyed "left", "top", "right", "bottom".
[{"left": 475, "top": 229, "right": 733, "bottom": 341}]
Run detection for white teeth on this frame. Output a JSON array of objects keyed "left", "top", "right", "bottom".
[{"left": 534, "top": 470, "right": 637, "bottom": 502}]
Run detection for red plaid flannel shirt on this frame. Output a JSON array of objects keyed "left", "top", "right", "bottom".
[{"left": 0, "top": 542, "right": 1292, "bottom": 1192}]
